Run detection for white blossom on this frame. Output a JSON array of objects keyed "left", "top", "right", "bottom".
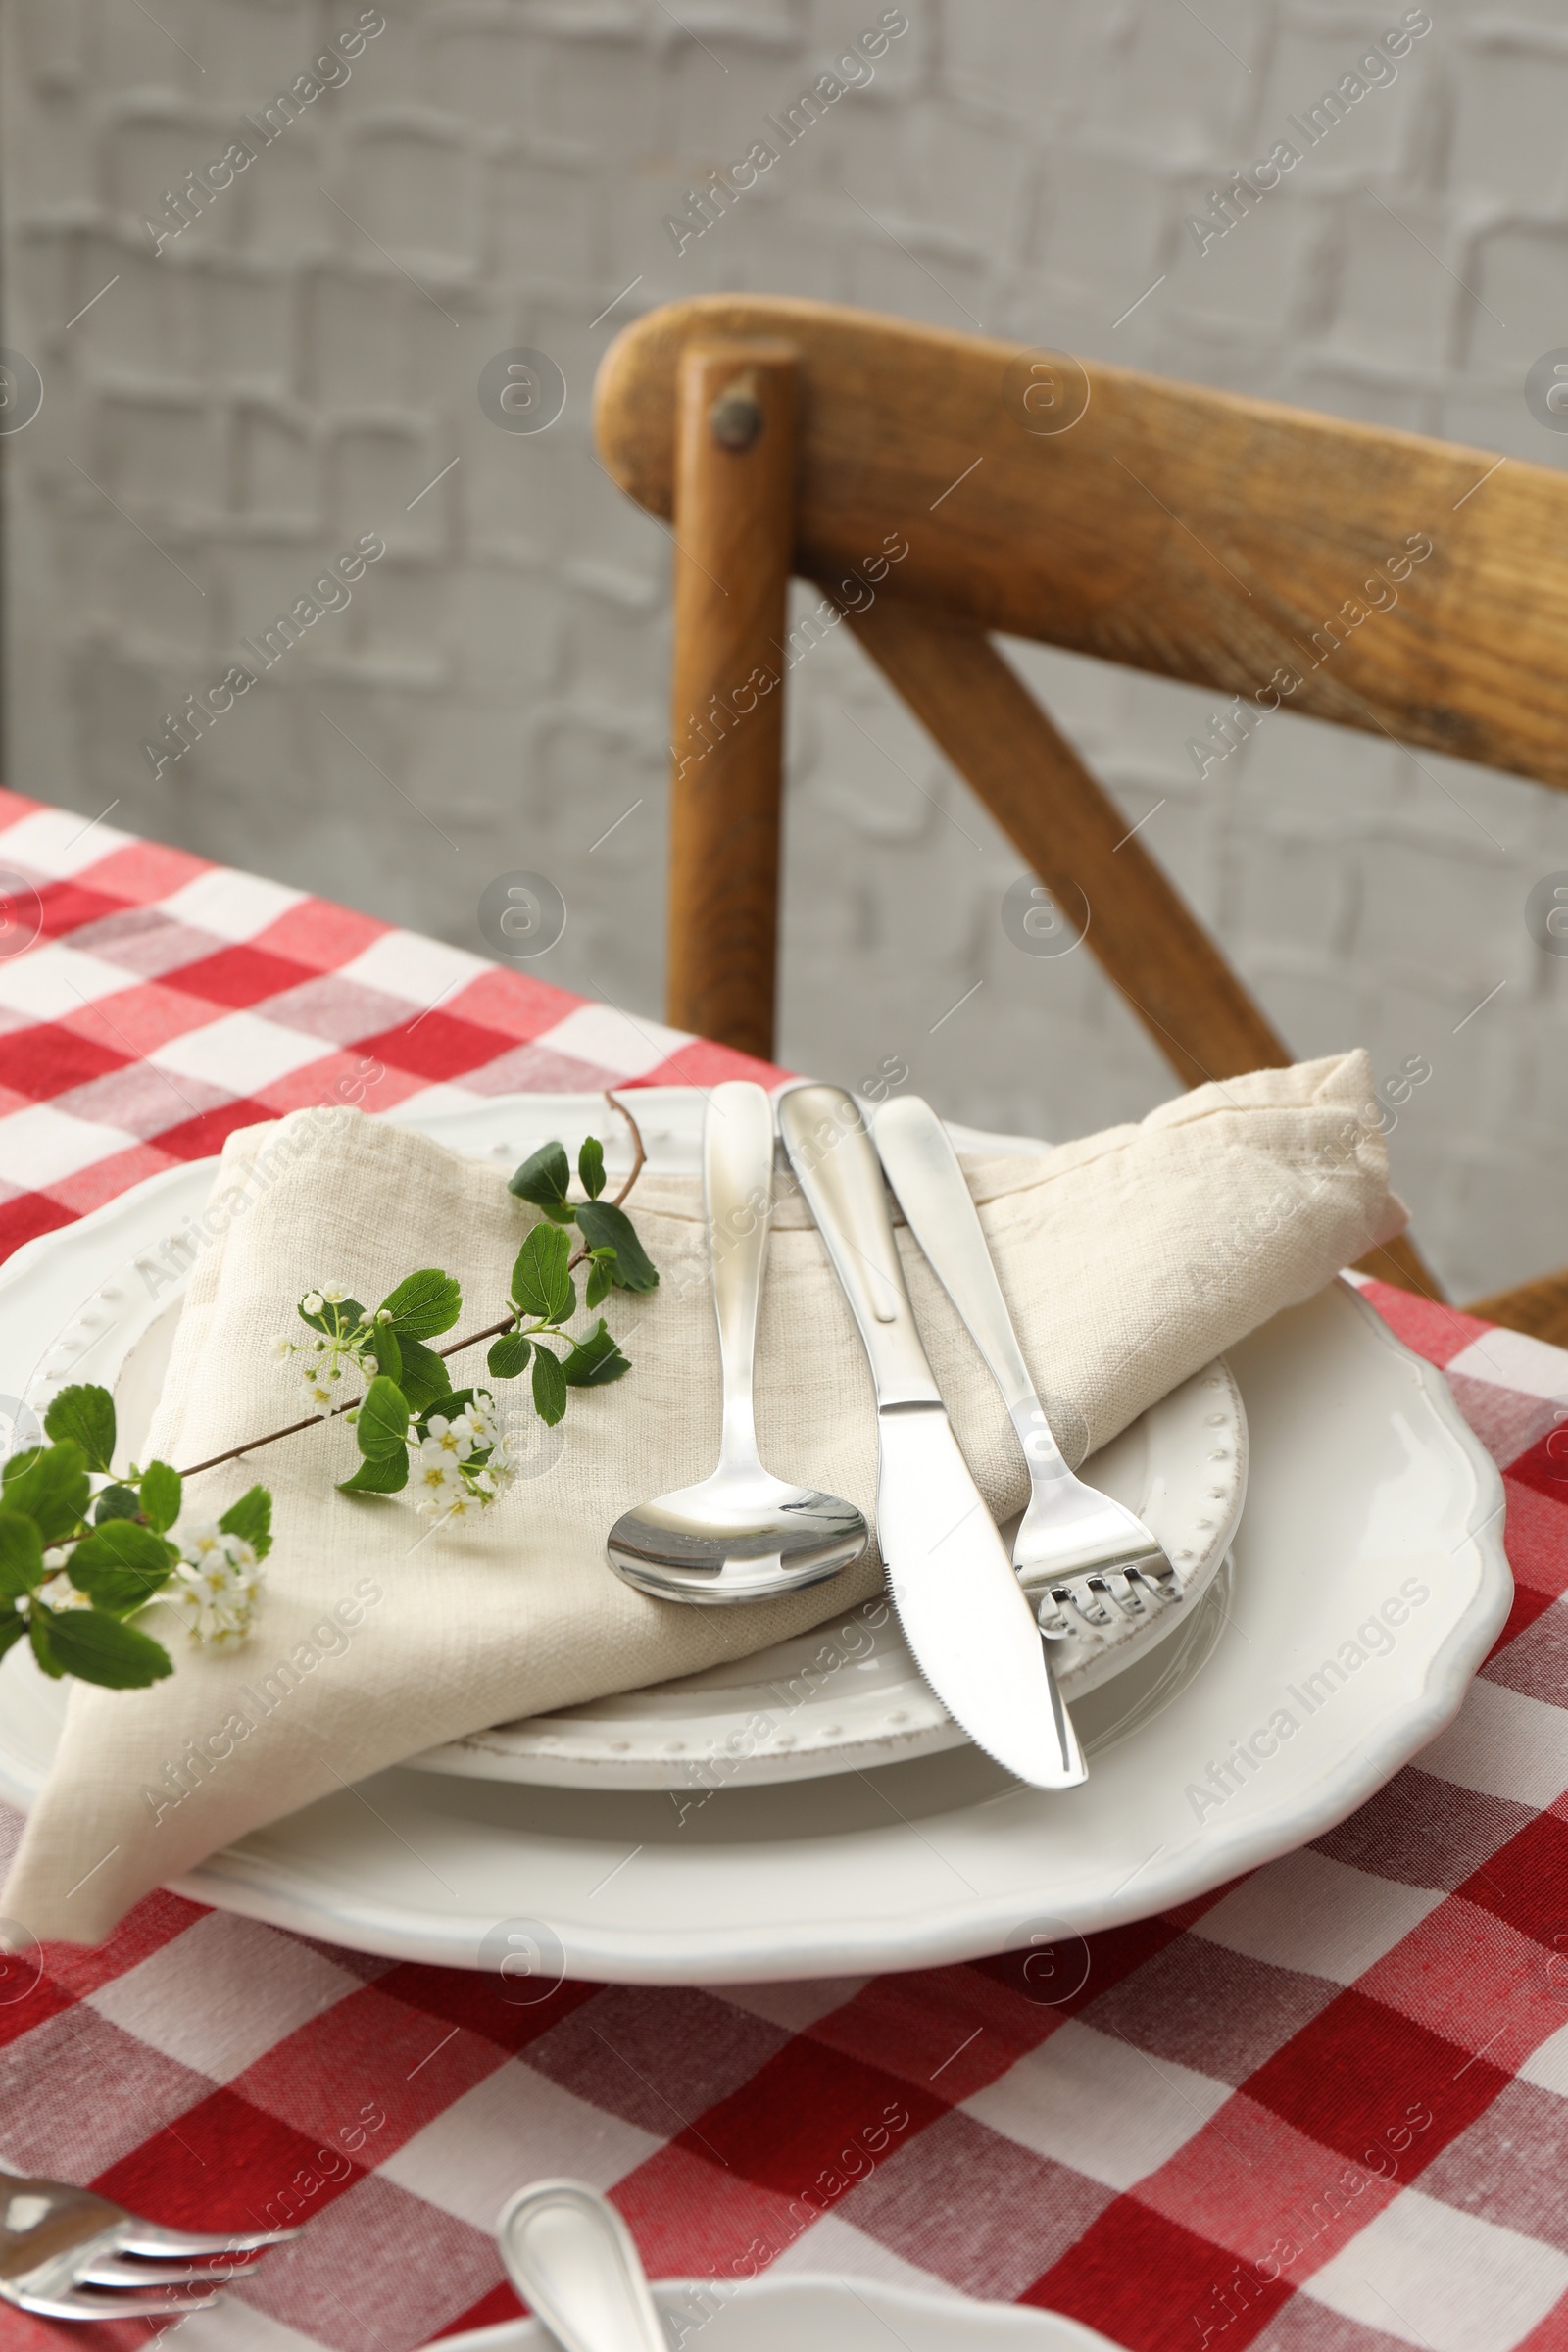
[
  {"left": 165, "top": 1524, "right": 263, "bottom": 1648},
  {"left": 270, "top": 1335, "right": 294, "bottom": 1362},
  {"left": 320, "top": 1283, "right": 348, "bottom": 1303},
  {"left": 423, "top": 1415, "right": 472, "bottom": 1462},
  {"left": 301, "top": 1291, "right": 324, "bottom": 1316},
  {"left": 15, "top": 1572, "right": 91, "bottom": 1620}
]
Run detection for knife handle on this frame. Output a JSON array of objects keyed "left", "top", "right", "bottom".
[
  {"left": 777, "top": 1084, "right": 942, "bottom": 1409},
  {"left": 871, "top": 1094, "right": 1041, "bottom": 1419}
]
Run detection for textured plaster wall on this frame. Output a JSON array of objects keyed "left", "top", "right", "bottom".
[{"left": 6, "top": 0, "right": 1568, "bottom": 1297}]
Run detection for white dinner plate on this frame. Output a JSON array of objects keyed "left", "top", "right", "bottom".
[
  {"left": 0, "top": 1250, "right": 1509, "bottom": 1981},
  {"left": 426, "top": 2275, "right": 1123, "bottom": 2352},
  {"left": 0, "top": 1090, "right": 1245, "bottom": 1791}
]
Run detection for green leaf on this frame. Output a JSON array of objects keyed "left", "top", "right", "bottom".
[
  {"left": 511, "top": 1223, "right": 574, "bottom": 1323},
  {"left": 43, "top": 1384, "right": 116, "bottom": 1474},
  {"left": 2, "top": 1447, "right": 42, "bottom": 1486},
  {"left": 26, "top": 1613, "right": 63, "bottom": 1678},
  {"left": 574, "top": 1200, "right": 659, "bottom": 1292},
  {"left": 370, "top": 1324, "right": 402, "bottom": 1385},
  {"left": 219, "top": 1486, "right": 272, "bottom": 1561},
  {"left": 578, "top": 1136, "right": 607, "bottom": 1200},
  {"left": 531, "top": 1344, "right": 568, "bottom": 1426},
  {"left": 563, "top": 1320, "right": 632, "bottom": 1388},
  {"left": 138, "top": 1460, "right": 181, "bottom": 1534},
  {"left": 416, "top": 1390, "right": 475, "bottom": 1437},
  {"left": 0, "top": 1609, "right": 24, "bottom": 1664},
  {"left": 30, "top": 1602, "right": 174, "bottom": 1689},
  {"left": 69, "top": 1566, "right": 173, "bottom": 1615},
  {"left": 94, "top": 1484, "right": 141, "bottom": 1525},
  {"left": 355, "top": 1376, "right": 411, "bottom": 1460},
  {"left": 377, "top": 1269, "right": 463, "bottom": 1341},
  {"left": 585, "top": 1250, "right": 615, "bottom": 1309},
  {"left": 2, "top": 1442, "right": 90, "bottom": 1544},
  {"left": 509, "top": 1141, "right": 570, "bottom": 1213},
  {"left": 394, "top": 1336, "right": 450, "bottom": 1412},
  {"left": 338, "top": 1450, "right": 409, "bottom": 1495},
  {"left": 68, "top": 1520, "right": 177, "bottom": 1612},
  {"left": 487, "top": 1331, "right": 532, "bottom": 1380},
  {"left": 0, "top": 1511, "right": 44, "bottom": 1602}
]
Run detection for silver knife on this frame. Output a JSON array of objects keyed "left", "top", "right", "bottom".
[{"left": 777, "top": 1083, "right": 1086, "bottom": 1789}]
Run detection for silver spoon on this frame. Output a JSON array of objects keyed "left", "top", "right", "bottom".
[
  {"left": 498, "top": 2180, "right": 662, "bottom": 2352},
  {"left": 606, "top": 1078, "right": 867, "bottom": 1602}
]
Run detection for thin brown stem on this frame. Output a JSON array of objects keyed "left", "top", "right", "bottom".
[{"left": 179, "top": 1090, "right": 651, "bottom": 1479}]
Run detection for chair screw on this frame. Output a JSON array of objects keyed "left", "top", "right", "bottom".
[{"left": 710, "top": 376, "right": 764, "bottom": 452}]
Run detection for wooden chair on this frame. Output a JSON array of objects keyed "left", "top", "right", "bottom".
[{"left": 592, "top": 294, "right": 1568, "bottom": 1340}]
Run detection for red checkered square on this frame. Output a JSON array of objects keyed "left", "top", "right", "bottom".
[
  {"left": 0, "top": 1022, "right": 128, "bottom": 1102},
  {"left": 524, "top": 1986, "right": 793, "bottom": 2137},
  {"left": 1242, "top": 1988, "right": 1507, "bottom": 2167},
  {"left": 1028, "top": 2192, "right": 1291, "bottom": 2351}
]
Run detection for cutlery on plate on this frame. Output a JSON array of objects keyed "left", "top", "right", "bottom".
[
  {"left": 871, "top": 1094, "right": 1183, "bottom": 1642},
  {"left": 777, "top": 1083, "right": 1085, "bottom": 1788},
  {"left": 607, "top": 1079, "right": 868, "bottom": 1602},
  {"left": 0, "top": 2162, "right": 300, "bottom": 2321},
  {"left": 498, "top": 2179, "right": 664, "bottom": 2352}
]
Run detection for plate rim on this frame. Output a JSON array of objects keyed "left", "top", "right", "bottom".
[{"left": 422, "top": 2272, "right": 1124, "bottom": 2352}]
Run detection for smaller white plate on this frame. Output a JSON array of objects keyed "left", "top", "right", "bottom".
[
  {"left": 429, "top": 2272, "right": 1122, "bottom": 2352},
  {"left": 14, "top": 1089, "right": 1246, "bottom": 1794},
  {"left": 409, "top": 1359, "right": 1246, "bottom": 1790}
]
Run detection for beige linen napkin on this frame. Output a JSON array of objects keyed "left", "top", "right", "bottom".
[{"left": 4, "top": 1050, "right": 1404, "bottom": 1942}]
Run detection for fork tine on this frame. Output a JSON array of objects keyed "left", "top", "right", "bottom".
[
  {"left": 80, "top": 2250, "right": 252, "bottom": 2286},
  {"left": 15, "top": 2282, "right": 226, "bottom": 2320},
  {"left": 116, "top": 2218, "right": 304, "bottom": 2255}
]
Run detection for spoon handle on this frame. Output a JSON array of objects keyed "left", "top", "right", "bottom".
[
  {"left": 704, "top": 1080, "right": 775, "bottom": 1474},
  {"left": 498, "top": 2180, "right": 664, "bottom": 2352}
]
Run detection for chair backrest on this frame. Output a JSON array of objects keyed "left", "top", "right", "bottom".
[{"left": 593, "top": 294, "right": 1568, "bottom": 1300}]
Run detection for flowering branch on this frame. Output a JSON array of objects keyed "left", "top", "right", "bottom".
[
  {"left": 0, "top": 1100, "right": 657, "bottom": 1689},
  {"left": 0, "top": 1383, "right": 269, "bottom": 1690},
  {"left": 180, "top": 1092, "right": 652, "bottom": 1479}
]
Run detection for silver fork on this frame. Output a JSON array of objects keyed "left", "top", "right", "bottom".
[
  {"left": 871, "top": 1096, "right": 1183, "bottom": 1640},
  {"left": 1, "top": 2164, "right": 301, "bottom": 2321}
]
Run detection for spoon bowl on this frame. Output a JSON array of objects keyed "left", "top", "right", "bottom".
[
  {"left": 607, "top": 1468, "right": 868, "bottom": 1602},
  {"left": 605, "top": 1080, "right": 868, "bottom": 1607}
]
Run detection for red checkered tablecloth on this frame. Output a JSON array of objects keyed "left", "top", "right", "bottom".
[{"left": 3, "top": 785, "right": 1568, "bottom": 2352}]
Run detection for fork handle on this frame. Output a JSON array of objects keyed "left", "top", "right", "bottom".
[{"left": 872, "top": 1095, "right": 1072, "bottom": 1478}]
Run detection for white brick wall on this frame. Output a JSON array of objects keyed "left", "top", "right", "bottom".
[{"left": 6, "top": 0, "right": 1568, "bottom": 1299}]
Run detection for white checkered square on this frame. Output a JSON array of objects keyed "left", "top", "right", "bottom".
[
  {"left": 1418, "top": 1676, "right": 1568, "bottom": 1810},
  {"left": 1448, "top": 1327, "right": 1568, "bottom": 1405},
  {"left": 334, "top": 929, "right": 487, "bottom": 1012},
  {"left": 150, "top": 1009, "right": 332, "bottom": 1092},
  {"left": 538, "top": 1002, "right": 692, "bottom": 1078},
  {"left": 960, "top": 2020, "right": 1231, "bottom": 2192},
  {"left": 88, "top": 1911, "right": 361, "bottom": 2083},
  {"left": 0, "top": 1100, "right": 139, "bottom": 1185},
  {"left": 157, "top": 869, "right": 308, "bottom": 943},
  {"left": 1303, "top": 2186, "right": 1568, "bottom": 2352},
  {"left": 1194, "top": 1849, "right": 1445, "bottom": 1984},
  {"left": 375, "top": 2053, "right": 662, "bottom": 2231},
  {"left": 0, "top": 806, "right": 137, "bottom": 877},
  {"left": 0, "top": 940, "right": 140, "bottom": 1020}
]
